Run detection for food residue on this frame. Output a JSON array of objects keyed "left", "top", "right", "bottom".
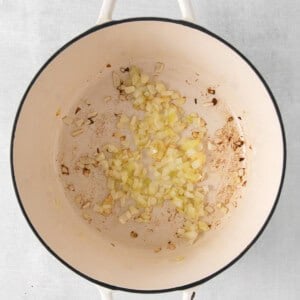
[
  {"left": 212, "top": 98, "right": 218, "bottom": 106},
  {"left": 61, "top": 164, "right": 69, "bottom": 175},
  {"left": 75, "top": 107, "right": 81, "bottom": 114},
  {"left": 130, "top": 231, "right": 138, "bottom": 238},
  {"left": 207, "top": 87, "right": 215, "bottom": 94}
]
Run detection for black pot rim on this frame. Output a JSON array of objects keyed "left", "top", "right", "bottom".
[{"left": 10, "top": 17, "right": 287, "bottom": 294}]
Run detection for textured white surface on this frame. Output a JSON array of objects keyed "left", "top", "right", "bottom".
[{"left": 0, "top": 0, "right": 299, "bottom": 299}]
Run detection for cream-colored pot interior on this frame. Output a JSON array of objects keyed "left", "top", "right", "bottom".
[{"left": 12, "top": 20, "right": 284, "bottom": 291}]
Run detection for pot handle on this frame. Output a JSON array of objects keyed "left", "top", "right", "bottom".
[
  {"left": 183, "top": 289, "right": 196, "bottom": 300},
  {"left": 96, "top": 0, "right": 195, "bottom": 25},
  {"left": 97, "top": 286, "right": 113, "bottom": 300},
  {"left": 97, "top": 286, "right": 196, "bottom": 300}
]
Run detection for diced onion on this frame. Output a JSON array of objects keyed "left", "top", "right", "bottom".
[{"left": 96, "top": 65, "right": 209, "bottom": 241}]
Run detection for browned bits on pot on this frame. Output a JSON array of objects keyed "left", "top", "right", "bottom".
[
  {"left": 154, "top": 247, "right": 162, "bottom": 253},
  {"left": 61, "top": 164, "right": 69, "bottom": 175},
  {"left": 233, "top": 139, "right": 244, "bottom": 150},
  {"left": 87, "top": 112, "right": 98, "bottom": 125},
  {"left": 82, "top": 167, "right": 91, "bottom": 176},
  {"left": 75, "top": 107, "right": 81, "bottom": 114},
  {"left": 238, "top": 116, "right": 242, "bottom": 120},
  {"left": 67, "top": 184, "right": 75, "bottom": 191},
  {"left": 87, "top": 118, "right": 94, "bottom": 125},
  {"left": 120, "top": 135, "right": 126, "bottom": 141},
  {"left": 167, "top": 241, "right": 176, "bottom": 250},
  {"left": 207, "top": 87, "right": 215, "bottom": 94},
  {"left": 120, "top": 67, "right": 129, "bottom": 73},
  {"left": 130, "top": 231, "right": 138, "bottom": 238},
  {"left": 106, "top": 63, "right": 111, "bottom": 68},
  {"left": 212, "top": 98, "right": 218, "bottom": 106},
  {"left": 208, "top": 116, "right": 247, "bottom": 214},
  {"left": 194, "top": 98, "right": 198, "bottom": 104}
]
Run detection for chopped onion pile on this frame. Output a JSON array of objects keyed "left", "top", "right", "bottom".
[{"left": 95, "top": 65, "right": 209, "bottom": 241}]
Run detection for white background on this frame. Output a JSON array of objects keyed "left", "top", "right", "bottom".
[{"left": 0, "top": 0, "right": 299, "bottom": 299}]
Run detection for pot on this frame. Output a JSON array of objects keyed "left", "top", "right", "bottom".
[{"left": 11, "top": 0, "right": 286, "bottom": 299}]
